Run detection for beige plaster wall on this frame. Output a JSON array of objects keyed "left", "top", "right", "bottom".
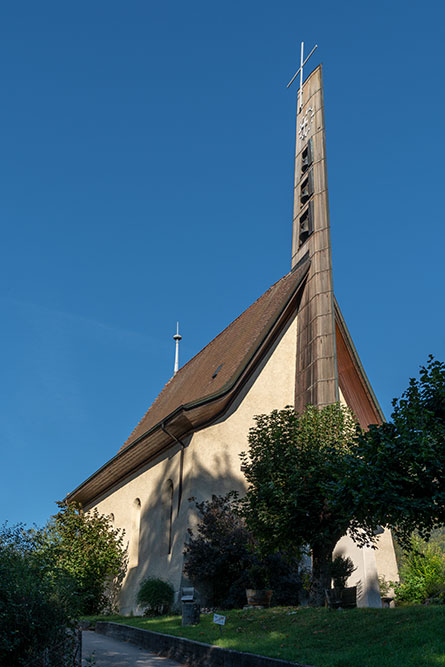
[
  {"left": 336, "top": 389, "right": 399, "bottom": 606},
  {"left": 374, "top": 528, "right": 400, "bottom": 590},
  {"left": 334, "top": 528, "right": 399, "bottom": 608},
  {"left": 87, "top": 310, "right": 398, "bottom": 613},
  {"left": 335, "top": 535, "right": 381, "bottom": 608},
  {"left": 88, "top": 313, "right": 298, "bottom": 614}
]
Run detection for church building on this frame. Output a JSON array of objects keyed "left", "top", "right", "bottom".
[{"left": 66, "top": 62, "right": 399, "bottom": 613}]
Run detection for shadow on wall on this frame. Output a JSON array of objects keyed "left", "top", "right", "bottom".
[
  {"left": 117, "top": 315, "right": 296, "bottom": 614},
  {"left": 118, "top": 453, "right": 384, "bottom": 612},
  {"left": 119, "top": 446, "right": 245, "bottom": 614},
  {"left": 333, "top": 542, "right": 382, "bottom": 609}
]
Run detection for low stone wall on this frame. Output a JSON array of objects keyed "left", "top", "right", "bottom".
[{"left": 95, "top": 621, "right": 313, "bottom": 667}]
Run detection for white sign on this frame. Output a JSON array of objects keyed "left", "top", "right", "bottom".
[{"left": 213, "top": 613, "right": 226, "bottom": 626}]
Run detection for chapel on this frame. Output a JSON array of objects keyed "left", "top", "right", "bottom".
[{"left": 67, "top": 63, "right": 399, "bottom": 613}]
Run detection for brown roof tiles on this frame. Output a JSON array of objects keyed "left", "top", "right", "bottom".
[
  {"left": 67, "top": 260, "right": 310, "bottom": 505},
  {"left": 120, "top": 262, "right": 310, "bottom": 453}
]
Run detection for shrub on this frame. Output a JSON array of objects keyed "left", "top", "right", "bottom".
[
  {"left": 378, "top": 575, "right": 392, "bottom": 597},
  {"left": 223, "top": 551, "right": 302, "bottom": 608},
  {"left": 184, "top": 493, "right": 303, "bottom": 608},
  {"left": 137, "top": 577, "right": 175, "bottom": 615},
  {"left": 183, "top": 493, "right": 252, "bottom": 606},
  {"left": 0, "top": 523, "right": 77, "bottom": 666},
  {"left": 0, "top": 504, "right": 127, "bottom": 663},
  {"left": 266, "top": 552, "right": 304, "bottom": 605},
  {"left": 395, "top": 536, "right": 445, "bottom": 604}
]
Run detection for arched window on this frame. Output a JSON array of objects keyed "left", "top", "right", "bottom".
[
  {"left": 162, "top": 480, "right": 174, "bottom": 555},
  {"left": 129, "top": 498, "right": 141, "bottom": 568}
]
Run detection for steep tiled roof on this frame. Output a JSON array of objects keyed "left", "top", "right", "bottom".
[
  {"left": 67, "top": 259, "right": 310, "bottom": 506},
  {"left": 120, "top": 261, "right": 310, "bottom": 453}
]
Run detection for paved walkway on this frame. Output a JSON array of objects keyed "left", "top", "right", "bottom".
[{"left": 81, "top": 631, "right": 184, "bottom": 667}]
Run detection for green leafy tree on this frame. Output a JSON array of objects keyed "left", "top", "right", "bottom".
[
  {"left": 241, "top": 358, "right": 445, "bottom": 607},
  {"left": 347, "top": 356, "right": 445, "bottom": 549},
  {"left": 240, "top": 403, "right": 363, "bottom": 606},
  {"left": 0, "top": 523, "right": 77, "bottom": 666},
  {"left": 42, "top": 501, "right": 127, "bottom": 615}
]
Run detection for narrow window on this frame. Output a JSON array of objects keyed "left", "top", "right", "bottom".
[
  {"left": 301, "top": 139, "right": 313, "bottom": 175},
  {"left": 299, "top": 202, "right": 313, "bottom": 247},
  {"left": 129, "top": 498, "right": 141, "bottom": 568},
  {"left": 163, "top": 480, "right": 174, "bottom": 555},
  {"left": 300, "top": 171, "right": 313, "bottom": 206}
]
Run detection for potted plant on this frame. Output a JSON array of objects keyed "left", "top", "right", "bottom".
[
  {"left": 245, "top": 562, "right": 273, "bottom": 607},
  {"left": 330, "top": 555, "right": 357, "bottom": 608}
]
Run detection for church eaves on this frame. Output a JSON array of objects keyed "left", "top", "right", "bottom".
[{"left": 67, "top": 258, "right": 310, "bottom": 506}]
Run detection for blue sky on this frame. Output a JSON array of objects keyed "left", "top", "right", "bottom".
[{"left": 1, "top": 1, "right": 444, "bottom": 528}]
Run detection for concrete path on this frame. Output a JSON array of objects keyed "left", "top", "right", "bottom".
[{"left": 81, "top": 631, "right": 184, "bottom": 667}]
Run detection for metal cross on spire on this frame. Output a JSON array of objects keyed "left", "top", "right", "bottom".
[{"left": 287, "top": 42, "right": 318, "bottom": 112}]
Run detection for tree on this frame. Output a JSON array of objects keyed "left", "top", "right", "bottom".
[
  {"left": 240, "top": 403, "right": 364, "bottom": 606},
  {"left": 0, "top": 504, "right": 127, "bottom": 663},
  {"left": 183, "top": 492, "right": 252, "bottom": 606},
  {"left": 183, "top": 492, "right": 303, "bottom": 607},
  {"left": 41, "top": 501, "right": 127, "bottom": 615},
  {"left": 241, "top": 357, "right": 445, "bottom": 607},
  {"left": 0, "top": 523, "right": 78, "bottom": 666},
  {"left": 347, "top": 356, "right": 445, "bottom": 549}
]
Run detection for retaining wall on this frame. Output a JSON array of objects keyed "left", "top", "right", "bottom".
[{"left": 95, "top": 621, "right": 314, "bottom": 667}]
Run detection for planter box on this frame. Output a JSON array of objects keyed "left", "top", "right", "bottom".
[
  {"left": 246, "top": 589, "right": 273, "bottom": 607},
  {"left": 327, "top": 586, "right": 357, "bottom": 609}
]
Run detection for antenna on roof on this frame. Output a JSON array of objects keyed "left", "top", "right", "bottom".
[{"left": 173, "top": 322, "right": 182, "bottom": 375}]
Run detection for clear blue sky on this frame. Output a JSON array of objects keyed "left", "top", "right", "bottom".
[{"left": 1, "top": 1, "right": 444, "bottom": 528}]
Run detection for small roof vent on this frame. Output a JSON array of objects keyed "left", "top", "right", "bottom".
[{"left": 212, "top": 363, "right": 224, "bottom": 379}]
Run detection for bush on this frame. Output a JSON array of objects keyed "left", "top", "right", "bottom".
[
  {"left": 184, "top": 493, "right": 303, "bottom": 608},
  {"left": 223, "top": 552, "right": 302, "bottom": 608},
  {"left": 183, "top": 493, "right": 252, "bottom": 606},
  {"left": 0, "top": 523, "right": 77, "bottom": 666},
  {"left": 395, "top": 536, "right": 445, "bottom": 604},
  {"left": 137, "top": 577, "right": 174, "bottom": 615},
  {"left": 266, "top": 552, "right": 304, "bottom": 605}
]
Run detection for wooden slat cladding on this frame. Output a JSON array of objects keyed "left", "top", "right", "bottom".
[
  {"left": 292, "top": 65, "right": 338, "bottom": 412},
  {"left": 335, "top": 316, "right": 384, "bottom": 428}
]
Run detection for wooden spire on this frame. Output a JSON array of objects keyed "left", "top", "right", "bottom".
[{"left": 291, "top": 64, "right": 339, "bottom": 411}]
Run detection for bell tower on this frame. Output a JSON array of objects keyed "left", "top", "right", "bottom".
[{"left": 289, "top": 59, "right": 338, "bottom": 411}]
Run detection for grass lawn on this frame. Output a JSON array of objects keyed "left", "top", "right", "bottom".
[{"left": 83, "top": 605, "right": 445, "bottom": 666}]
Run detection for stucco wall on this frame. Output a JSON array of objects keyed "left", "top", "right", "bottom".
[
  {"left": 374, "top": 528, "right": 400, "bottom": 589},
  {"left": 87, "top": 310, "right": 397, "bottom": 613},
  {"left": 337, "top": 388, "right": 399, "bottom": 605},
  {"left": 88, "top": 313, "right": 298, "bottom": 614}
]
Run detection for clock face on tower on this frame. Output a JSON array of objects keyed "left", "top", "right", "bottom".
[{"left": 299, "top": 107, "right": 314, "bottom": 141}]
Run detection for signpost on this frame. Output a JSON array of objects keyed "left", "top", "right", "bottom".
[{"left": 213, "top": 613, "right": 226, "bottom": 636}]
